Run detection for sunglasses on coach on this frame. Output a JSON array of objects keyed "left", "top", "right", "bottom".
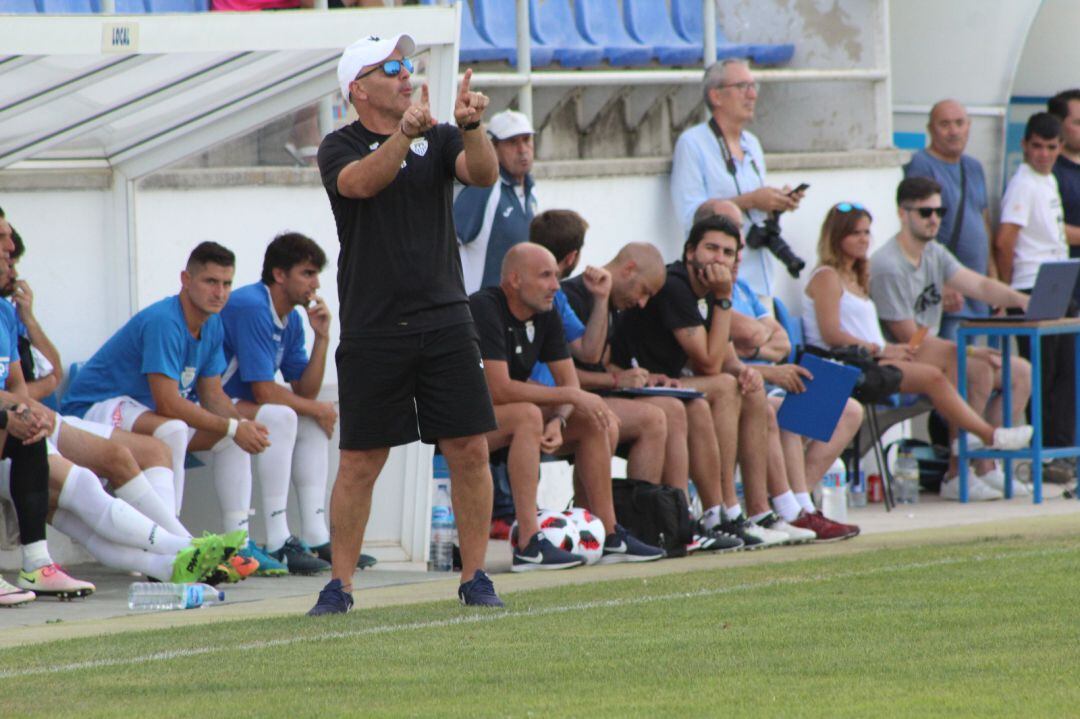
[
  {"left": 903, "top": 206, "right": 948, "bottom": 219},
  {"left": 355, "top": 57, "right": 415, "bottom": 81}
]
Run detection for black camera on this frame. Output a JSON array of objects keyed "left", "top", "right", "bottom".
[{"left": 744, "top": 216, "right": 806, "bottom": 279}]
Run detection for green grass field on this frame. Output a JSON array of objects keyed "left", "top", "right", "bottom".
[{"left": 1, "top": 534, "right": 1078, "bottom": 718}]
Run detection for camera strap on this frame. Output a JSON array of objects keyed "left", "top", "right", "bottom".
[
  {"left": 708, "top": 118, "right": 762, "bottom": 196},
  {"left": 947, "top": 159, "right": 966, "bottom": 254}
]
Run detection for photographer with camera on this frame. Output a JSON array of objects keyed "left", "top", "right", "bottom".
[{"left": 671, "top": 59, "right": 807, "bottom": 297}]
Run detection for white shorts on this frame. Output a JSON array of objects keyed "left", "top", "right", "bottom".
[
  {"left": 49, "top": 414, "right": 115, "bottom": 446},
  {"left": 82, "top": 396, "right": 152, "bottom": 433}
]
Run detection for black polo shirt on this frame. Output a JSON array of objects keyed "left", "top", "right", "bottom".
[
  {"left": 469, "top": 286, "right": 570, "bottom": 381},
  {"left": 318, "top": 120, "right": 472, "bottom": 339},
  {"left": 610, "top": 261, "right": 711, "bottom": 377}
]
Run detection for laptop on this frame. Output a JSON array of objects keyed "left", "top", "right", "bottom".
[{"left": 972, "top": 260, "right": 1080, "bottom": 322}]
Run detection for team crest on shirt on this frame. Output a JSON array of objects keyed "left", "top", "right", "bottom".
[
  {"left": 697, "top": 298, "right": 709, "bottom": 320},
  {"left": 369, "top": 142, "right": 380, "bottom": 151},
  {"left": 180, "top": 366, "right": 196, "bottom": 396},
  {"left": 410, "top": 137, "right": 429, "bottom": 156},
  {"left": 525, "top": 320, "right": 535, "bottom": 343}
]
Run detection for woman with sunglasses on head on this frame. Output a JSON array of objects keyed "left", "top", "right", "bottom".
[{"left": 802, "top": 202, "right": 1034, "bottom": 462}]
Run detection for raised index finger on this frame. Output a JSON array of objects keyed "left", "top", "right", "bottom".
[
  {"left": 420, "top": 83, "right": 430, "bottom": 107},
  {"left": 458, "top": 68, "right": 472, "bottom": 98}
]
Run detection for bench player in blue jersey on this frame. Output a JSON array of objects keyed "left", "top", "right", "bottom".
[
  {"left": 220, "top": 232, "right": 361, "bottom": 575},
  {"left": 61, "top": 243, "right": 271, "bottom": 563}
]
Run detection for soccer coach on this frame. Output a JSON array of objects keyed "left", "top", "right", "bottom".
[{"left": 309, "top": 34, "right": 503, "bottom": 615}]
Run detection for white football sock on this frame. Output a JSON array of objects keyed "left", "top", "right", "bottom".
[
  {"left": 254, "top": 404, "right": 297, "bottom": 552},
  {"left": 209, "top": 435, "right": 253, "bottom": 534},
  {"left": 795, "top": 491, "right": 816, "bottom": 514},
  {"left": 52, "top": 509, "right": 174, "bottom": 580},
  {"left": 701, "top": 505, "right": 723, "bottom": 531},
  {"left": 57, "top": 465, "right": 189, "bottom": 555},
  {"left": 152, "top": 419, "right": 190, "bottom": 513},
  {"left": 723, "top": 504, "right": 744, "bottom": 521},
  {"left": 21, "top": 539, "right": 52, "bottom": 572},
  {"left": 771, "top": 490, "right": 802, "bottom": 522},
  {"left": 292, "top": 415, "right": 330, "bottom": 548},
  {"left": 114, "top": 470, "right": 192, "bottom": 539}
]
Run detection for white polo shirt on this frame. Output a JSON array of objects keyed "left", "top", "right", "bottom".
[{"left": 1000, "top": 162, "right": 1067, "bottom": 290}]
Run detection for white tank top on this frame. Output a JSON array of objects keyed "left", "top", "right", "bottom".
[{"left": 802, "top": 266, "right": 886, "bottom": 348}]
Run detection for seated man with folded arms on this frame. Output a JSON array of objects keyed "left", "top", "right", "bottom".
[
  {"left": 220, "top": 232, "right": 346, "bottom": 576},
  {"left": 871, "top": 177, "right": 1032, "bottom": 499},
  {"left": 470, "top": 243, "right": 664, "bottom": 570},
  {"left": 61, "top": 242, "right": 271, "bottom": 565},
  {"left": 698, "top": 200, "right": 862, "bottom": 540},
  {"left": 612, "top": 215, "right": 812, "bottom": 548}
]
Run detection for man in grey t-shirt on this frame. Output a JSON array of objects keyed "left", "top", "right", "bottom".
[{"left": 869, "top": 177, "right": 1031, "bottom": 499}]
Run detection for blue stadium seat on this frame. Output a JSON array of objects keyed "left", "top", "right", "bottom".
[
  {"left": 622, "top": 0, "right": 700, "bottom": 66},
  {"left": 145, "top": 0, "right": 206, "bottom": 12},
  {"left": 419, "top": 0, "right": 514, "bottom": 64},
  {"left": 0, "top": 0, "right": 40, "bottom": 12},
  {"left": 574, "top": 0, "right": 652, "bottom": 67},
  {"left": 474, "top": 0, "right": 555, "bottom": 68},
  {"left": 529, "top": 0, "right": 604, "bottom": 68},
  {"left": 39, "top": 0, "right": 98, "bottom": 12},
  {"left": 115, "top": 0, "right": 147, "bottom": 12},
  {"left": 671, "top": 0, "right": 795, "bottom": 66},
  {"left": 772, "top": 296, "right": 801, "bottom": 364}
]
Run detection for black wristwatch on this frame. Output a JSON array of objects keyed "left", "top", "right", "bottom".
[
  {"left": 713, "top": 297, "right": 733, "bottom": 310},
  {"left": 458, "top": 121, "right": 481, "bottom": 131},
  {"left": 0, "top": 408, "right": 8, "bottom": 430}
]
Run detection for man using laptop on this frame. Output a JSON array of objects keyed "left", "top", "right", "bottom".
[
  {"left": 994, "top": 112, "right": 1078, "bottom": 467},
  {"left": 871, "top": 177, "right": 1032, "bottom": 499}
]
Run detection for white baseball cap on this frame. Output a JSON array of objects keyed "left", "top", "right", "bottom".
[
  {"left": 487, "top": 110, "right": 535, "bottom": 140},
  {"left": 337, "top": 33, "right": 417, "bottom": 106}
]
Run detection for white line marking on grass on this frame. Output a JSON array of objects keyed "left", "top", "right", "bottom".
[{"left": 0, "top": 545, "right": 1072, "bottom": 681}]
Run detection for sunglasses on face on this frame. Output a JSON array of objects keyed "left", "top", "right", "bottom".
[
  {"left": 355, "top": 57, "right": 414, "bottom": 82},
  {"left": 836, "top": 202, "right": 866, "bottom": 212},
  {"left": 904, "top": 206, "right": 947, "bottom": 219}
]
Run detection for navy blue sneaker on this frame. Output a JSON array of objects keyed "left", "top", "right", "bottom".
[
  {"left": 307, "top": 578, "right": 354, "bottom": 616},
  {"left": 598, "top": 524, "right": 665, "bottom": 564},
  {"left": 512, "top": 533, "right": 586, "bottom": 573},
  {"left": 458, "top": 569, "right": 504, "bottom": 607},
  {"left": 311, "top": 542, "right": 378, "bottom": 570}
]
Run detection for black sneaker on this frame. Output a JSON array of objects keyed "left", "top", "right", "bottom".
[
  {"left": 512, "top": 533, "right": 586, "bottom": 573},
  {"left": 711, "top": 517, "right": 764, "bottom": 550},
  {"left": 311, "top": 542, "right": 378, "bottom": 570},
  {"left": 694, "top": 525, "right": 745, "bottom": 553},
  {"left": 598, "top": 524, "right": 665, "bottom": 564},
  {"left": 458, "top": 569, "right": 504, "bottom": 607},
  {"left": 270, "top": 536, "right": 331, "bottom": 575},
  {"left": 307, "top": 578, "right": 354, "bottom": 616}
]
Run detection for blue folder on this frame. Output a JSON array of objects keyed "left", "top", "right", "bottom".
[{"left": 777, "top": 353, "right": 860, "bottom": 442}]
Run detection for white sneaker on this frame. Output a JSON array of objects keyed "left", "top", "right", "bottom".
[
  {"left": 990, "top": 425, "right": 1034, "bottom": 450},
  {"left": 755, "top": 512, "right": 816, "bottom": 543},
  {"left": 741, "top": 518, "right": 790, "bottom": 548},
  {"left": 976, "top": 466, "right": 1030, "bottom": 496},
  {"left": 939, "top": 475, "right": 1004, "bottom": 501}
]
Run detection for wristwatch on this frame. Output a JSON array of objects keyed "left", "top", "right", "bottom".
[
  {"left": 458, "top": 121, "right": 481, "bottom": 131},
  {"left": 713, "top": 297, "right": 733, "bottom": 310},
  {"left": 0, "top": 408, "right": 7, "bottom": 430}
]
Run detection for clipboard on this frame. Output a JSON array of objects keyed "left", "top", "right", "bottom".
[
  {"left": 603, "top": 386, "right": 705, "bottom": 400},
  {"left": 776, "top": 353, "right": 860, "bottom": 442}
]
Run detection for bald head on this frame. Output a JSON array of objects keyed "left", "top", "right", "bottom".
[
  {"left": 501, "top": 242, "right": 557, "bottom": 282},
  {"left": 606, "top": 242, "right": 667, "bottom": 310},
  {"left": 693, "top": 199, "right": 744, "bottom": 232},
  {"left": 927, "top": 99, "right": 970, "bottom": 161},
  {"left": 500, "top": 242, "right": 561, "bottom": 316}
]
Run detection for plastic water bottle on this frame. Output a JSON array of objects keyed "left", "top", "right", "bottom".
[
  {"left": 849, "top": 470, "right": 868, "bottom": 508},
  {"left": 820, "top": 459, "right": 848, "bottom": 522},
  {"left": 428, "top": 461, "right": 455, "bottom": 572},
  {"left": 127, "top": 582, "right": 224, "bottom": 611},
  {"left": 893, "top": 449, "right": 920, "bottom": 504}
]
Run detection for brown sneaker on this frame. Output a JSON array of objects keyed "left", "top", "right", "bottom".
[{"left": 790, "top": 510, "right": 859, "bottom": 542}]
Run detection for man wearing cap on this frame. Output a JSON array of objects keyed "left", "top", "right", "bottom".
[
  {"left": 310, "top": 34, "right": 502, "bottom": 616},
  {"left": 455, "top": 109, "right": 539, "bottom": 294}
]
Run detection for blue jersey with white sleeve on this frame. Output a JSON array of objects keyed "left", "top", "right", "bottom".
[
  {"left": 61, "top": 295, "right": 227, "bottom": 417},
  {"left": 220, "top": 282, "right": 309, "bottom": 403},
  {"left": 0, "top": 300, "right": 20, "bottom": 387}
]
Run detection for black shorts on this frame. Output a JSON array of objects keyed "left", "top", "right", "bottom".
[{"left": 336, "top": 323, "right": 497, "bottom": 450}]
